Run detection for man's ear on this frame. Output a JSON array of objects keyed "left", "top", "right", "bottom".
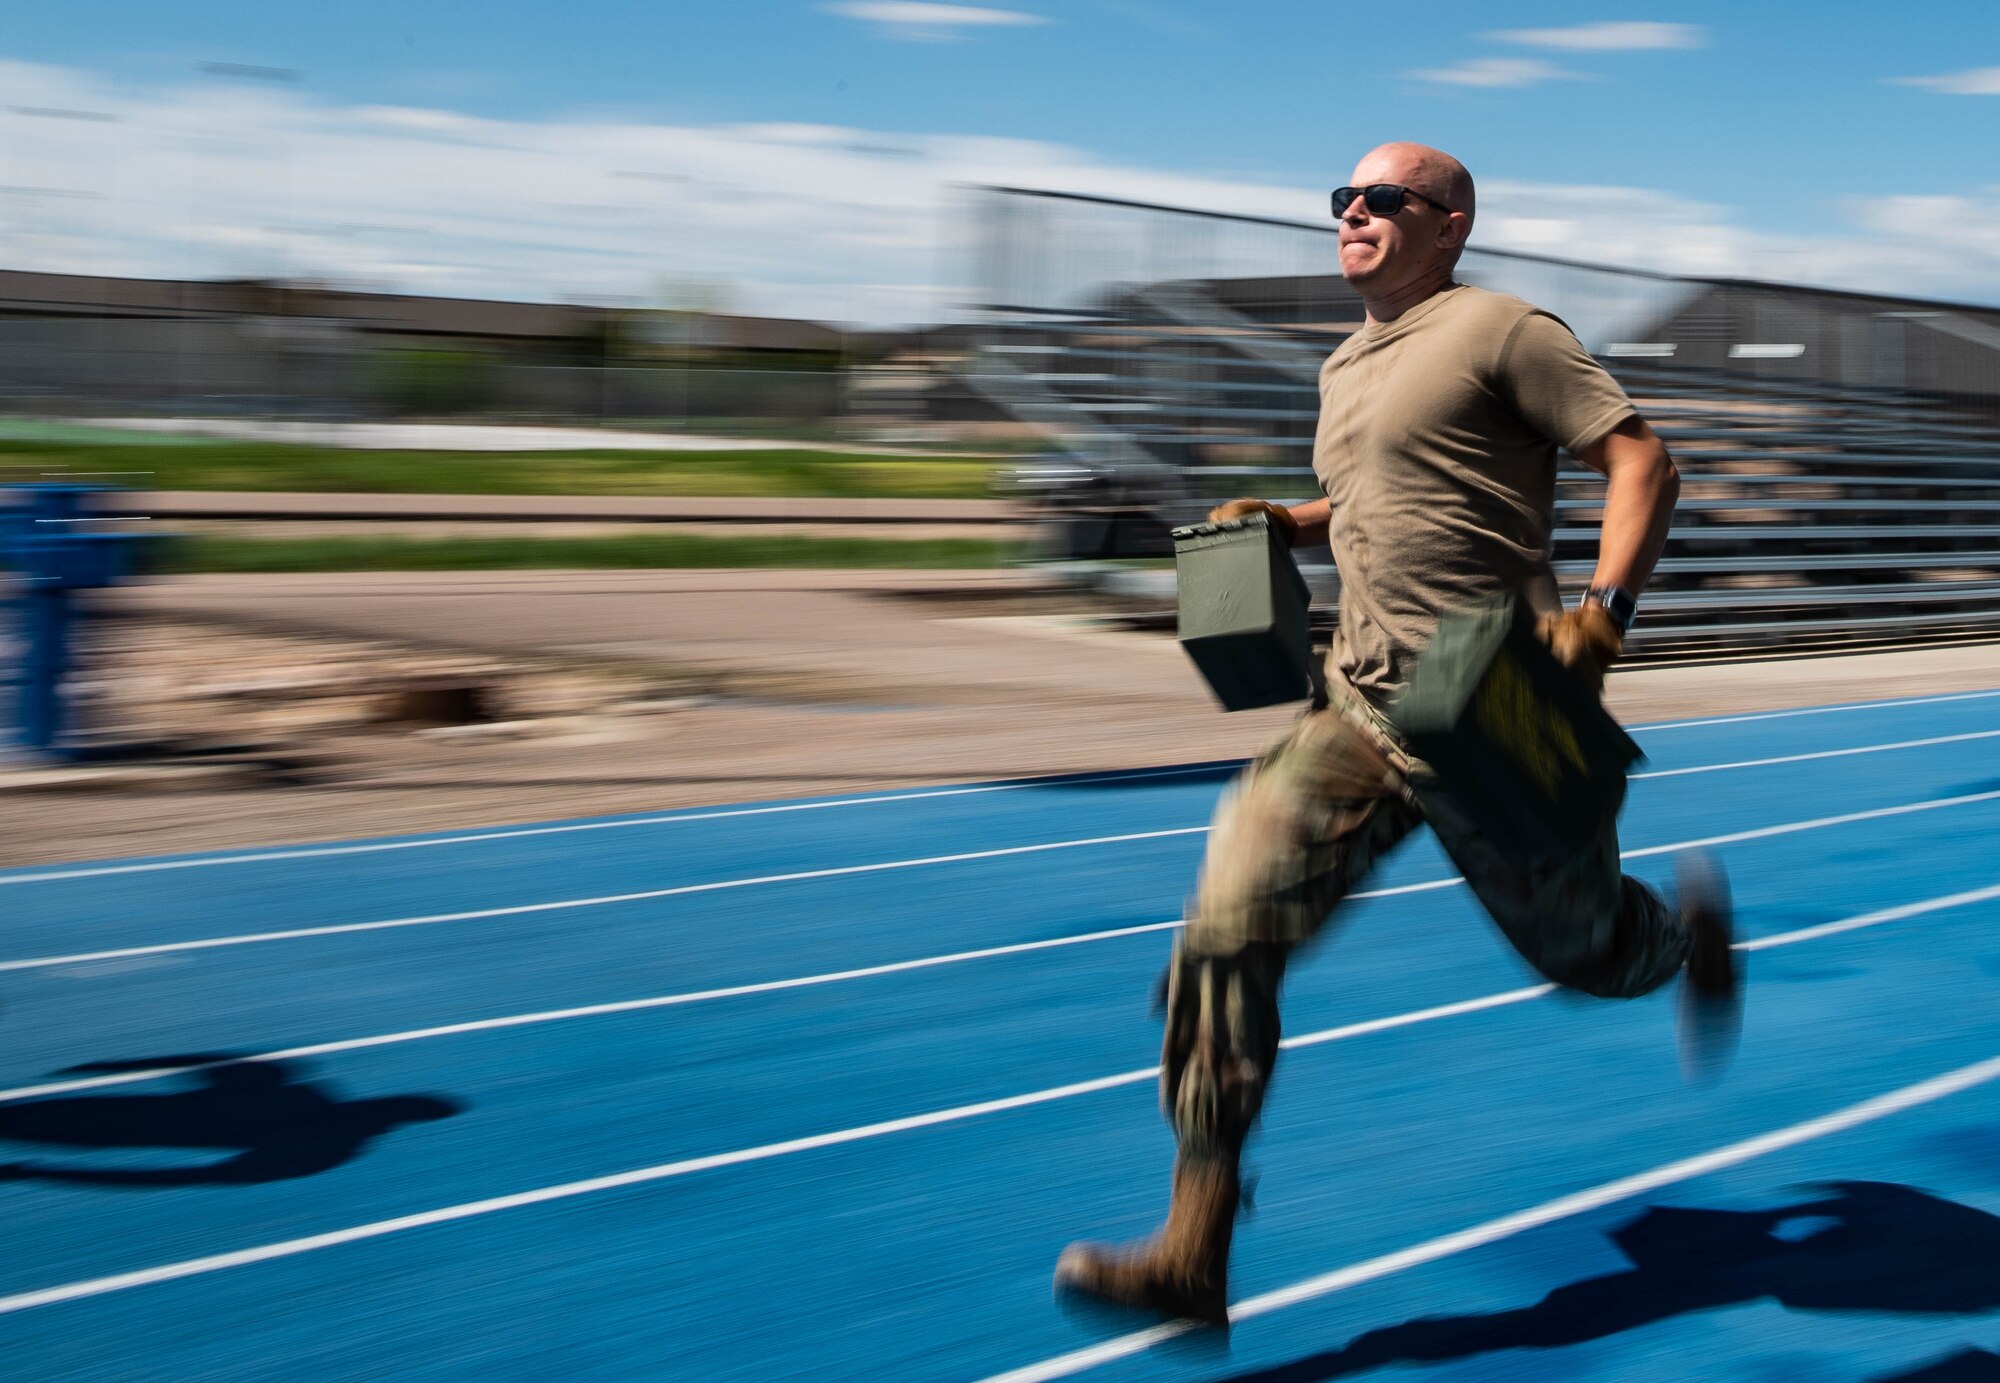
[{"left": 1438, "top": 212, "right": 1470, "bottom": 250}]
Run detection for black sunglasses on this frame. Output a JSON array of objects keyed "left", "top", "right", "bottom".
[{"left": 1330, "top": 184, "right": 1456, "bottom": 219}]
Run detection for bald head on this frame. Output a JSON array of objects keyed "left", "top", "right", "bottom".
[
  {"left": 1336, "top": 143, "right": 1476, "bottom": 317},
  {"left": 1352, "top": 142, "right": 1475, "bottom": 228}
]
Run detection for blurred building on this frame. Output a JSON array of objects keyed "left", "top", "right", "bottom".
[{"left": 0, "top": 269, "right": 851, "bottom": 417}]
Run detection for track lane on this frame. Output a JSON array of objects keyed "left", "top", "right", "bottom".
[
  {"left": 5, "top": 687, "right": 1996, "bottom": 949},
  {"left": 3, "top": 806, "right": 1996, "bottom": 1311},
  {"left": 3, "top": 746, "right": 1995, "bottom": 1094},
  {"left": 4, "top": 871, "right": 1996, "bottom": 1380}
]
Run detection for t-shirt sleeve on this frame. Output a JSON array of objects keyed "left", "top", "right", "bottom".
[{"left": 1495, "top": 310, "right": 1636, "bottom": 456}]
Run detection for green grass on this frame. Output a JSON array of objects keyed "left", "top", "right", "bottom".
[
  {"left": 159, "top": 532, "right": 1011, "bottom": 574},
  {"left": 0, "top": 438, "right": 1000, "bottom": 499}
]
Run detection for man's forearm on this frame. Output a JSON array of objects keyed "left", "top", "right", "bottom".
[
  {"left": 1590, "top": 452, "right": 1678, "bottom": 596},
  {"left": 1284, "top": 498, "right": 1332, "bottom": 548}
]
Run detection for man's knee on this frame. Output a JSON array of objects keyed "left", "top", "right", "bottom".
[
  {"left": 1510, "top": 876, "right": 1687, "bottom": 999},
  {"left": 1185, "top": 850, "right": 1297, "bottom": 958},
  {"left": 1192, "top": 777, "right": 1289, "bottom": 941},
  {"left": 1181, "top": 904, "right": 1258, "bottom": 958}
]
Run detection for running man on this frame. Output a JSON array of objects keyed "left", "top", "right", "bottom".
[{"left": 1054, "top": 142, "right": 1742, "bottom": 1326}]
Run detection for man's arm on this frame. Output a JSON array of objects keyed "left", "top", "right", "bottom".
[
  {"left": 1207, "top": 497, "right": 1330, "bottom": 548},
  {"left": 1571, "top": 414, "right": 1679, "bottom": 597},
  {"left": 1537, "top": 412, "right": 1679, "bottom": 693},
  {"left": 1283, "top": 497, "right": 1331, "bottom": 548}
]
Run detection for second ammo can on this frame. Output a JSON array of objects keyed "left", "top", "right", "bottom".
[
  {"left": 1171, "top": 513, "right": 1315, "bottom": 712},
  {"left": 1386, "top": 594, "right": 1643, "bottom": 861}
]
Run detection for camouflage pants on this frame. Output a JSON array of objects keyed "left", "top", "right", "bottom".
[{"left": 1161, "top": 677, "right": 1690, "bottom": 1160}]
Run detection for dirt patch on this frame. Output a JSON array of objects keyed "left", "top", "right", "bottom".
[{"left": 66, "top": 612, "right": 667, "bottom": 750}]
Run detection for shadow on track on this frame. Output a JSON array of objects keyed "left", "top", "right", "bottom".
[
  {"left": 1872, "top": 1348, "right": 2000, "bottom": 1381},
  {"left": 1221, "top": 1181, "right": 2000, "bottom": 1381},
  {"left": 0, "top": 1055, "right": 460, "bottom": 1188}
]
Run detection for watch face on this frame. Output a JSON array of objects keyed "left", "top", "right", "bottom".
[{"left": 1588, "top": 587, "right": 1636, "bottom": 631}]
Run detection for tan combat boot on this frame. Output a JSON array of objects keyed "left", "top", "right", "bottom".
[{"left": 1052, "top": 1156, "right": 1239, "bottom": 1326}]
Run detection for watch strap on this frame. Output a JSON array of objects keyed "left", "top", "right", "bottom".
[{"left": 1583, "top": 585, "right": 1637, "bottom": 634}]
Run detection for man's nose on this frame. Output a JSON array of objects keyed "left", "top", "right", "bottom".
[{"left": 1336, "top": 191, "right": 1370, "bottom": 222}]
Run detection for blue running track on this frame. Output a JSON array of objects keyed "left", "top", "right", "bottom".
[{"left": 4, "top": 687, "right": 2000, "bottom": 1381}]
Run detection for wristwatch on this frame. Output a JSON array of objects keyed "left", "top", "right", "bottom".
[{"left": 1583, "top": 584, "right": 1638, "bottom": 634}]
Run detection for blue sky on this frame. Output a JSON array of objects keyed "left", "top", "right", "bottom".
[{"left": 3, "top": 2, "right": 1998, "bottom": 318}]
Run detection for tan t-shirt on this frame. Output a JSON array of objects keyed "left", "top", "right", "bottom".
[{"left": 1313, "top": 283, "right": 1636, "bottom": 704}]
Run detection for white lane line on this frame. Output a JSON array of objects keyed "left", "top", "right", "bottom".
[
  {"left": 0, "top": 827, "right": 1208, "bottom": 974},
  {"left": 1738, "top": 881, "right": 2000, "bottom": 953},
  {"left": 0, "top": 1063, "right": 1165, "bottom": 1319},
  {"left": 1, "top": 884, "right": 1993, "bottom": 1317},
  {"left": 10, "top": 779, "right": 2000, "bottom": 976},
  {"left": 978, "top": 1050, "right": 2000, "bottom": 1383},
  {"left": 8, "top": 784, "right": 2000, "bottom": 975},
  {"left": 1631, "top": 728, "right": 2000, "bottom": 780},
  {"left": 1619, "top": 786, "right": 2000, "bottom": 859},
  {"left": 6, "top": 872, "right": 1991, "bottom": 1114},
  {"left": 1632, "top": 687, "right": 2000, "bottom": 734},
  {"left": 0, "top": 875, "right": 1471, "bottom": 1103},
  {"left": 0, "top": 919, "right": 1190, "bottom": 1105},
  {"left": 6, "top": 688, "right": 1995, "bottom": 887},
  {"left": 0, "top": 764, "right": 1231, "bottom": 887}
]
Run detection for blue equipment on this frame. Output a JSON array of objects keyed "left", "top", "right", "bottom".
[{"left": 1, "top": 485, "right": 153, "bottom": 759}]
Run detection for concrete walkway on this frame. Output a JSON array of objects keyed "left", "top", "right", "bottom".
[{"left": 10, "top": 567, "right": 1987, "bottom": 864}]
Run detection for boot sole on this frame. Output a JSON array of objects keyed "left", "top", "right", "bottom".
[
  {"left": 1053, "top": 1254, "right": 1229, "bottom": 1329},
  {"left": 1054, "top": 1278, "right": 1231, "bottom": 1332}
]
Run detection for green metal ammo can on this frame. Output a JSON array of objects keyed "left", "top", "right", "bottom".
[
  {"left": 1387, "top": 594, "right": 1643, "bottom": 860},
  {"left": 1171, "top": 514, "right": 1315, "bottom": 712}
]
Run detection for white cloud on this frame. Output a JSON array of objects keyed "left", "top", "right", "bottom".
[
  {"left": 0, "top": 56, "right": 1308, "bottom": 323},
  {"left": 354, "top": 106, "right": 491, "bottom": 134},
  {"left": 1476, "top": 178, "right": 2000, "bottom": 308},
  {"left": 1845, "top": 192, "right": 2000, "bottom": 260},
  {"left": 1489, "top": 21, "right": 1705, "bottom": 50},
  {"left": 1407, "top": 57, "right": 1591, "bottom": 88},
  {"left": 726, "top": 122, "right": 857, "bottom": 145},
  {"left": 824, "top": 2, "right": 1047, "bottom": 41},
  {"left": 1891, "top": 66, "right": 2000, "bottom": 95},
  {"left": 3, "top": 55, "right": 1999, "bottom": 324}
]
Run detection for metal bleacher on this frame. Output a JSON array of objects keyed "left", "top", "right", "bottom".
[{"left": 963, "top": 185, "right": 2000, "bottom": 657}]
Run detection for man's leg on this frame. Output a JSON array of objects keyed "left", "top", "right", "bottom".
[
  {"left": 1438, "top": 803, "right": 1688, "bottom": 998},
  {"left": 1419, "top": 780, "right": 1737, "bottom": 1035},
  {"left": 1054, "top": 703, "right": 1420, "bottom": 1324}
]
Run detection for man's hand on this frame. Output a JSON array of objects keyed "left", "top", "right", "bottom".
[
  {"left": 1208, "top": 497, "right": 1298, "bottom": 546},
  {"left": 1537, "top": 602, "right": 1623, "bottom": 695}
]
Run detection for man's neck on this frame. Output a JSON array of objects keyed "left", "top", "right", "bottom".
[{"left": 1361, "top": 266, "right": 1456, "bottom": 325}]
